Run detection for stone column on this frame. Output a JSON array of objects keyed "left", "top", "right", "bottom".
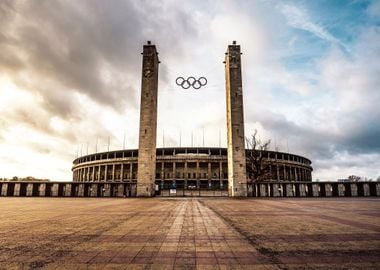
[
  {"left": 161, "top": 162, "right": 164, "bottom": 179},
  {"left": 225, "top": 41, "right": 247, "bottom": 197},
  {"left": 104, "top": 166, "right": 108, "bottom": 182},
  {"left": 137, "top": 41, "right": 159, "bottom": 197},
  {"left": 112, "top": 164, "right": 115, "bottom": 182},
  {"left": 65, "top": 184, "right": 72, "bottom": 196},
  {"left": 26, "top": 184, "right": 33, "bottom": 196},
  {"left": 51, "top": 184, "right": 59, "bottom": 197},
  {"left": 39, "top": 184, "right": 46, "bottom": 197},
  {"left": 173, "top": 162, "right": 176, "bottom": 188},
  {"left": 269, "top": 164, "right": 273, "bottom": 180},
  {"left": 196, "top": 161, "right": 200, "bottom": 188},
  {"left": 184, "top": 162, "right": 188, "bottom": 189},
  {"left": 121, "top": 163, "right": 125, "bottom": 181},
  {"left": 78, "top": 184, "right": 84, "bottom": 197},
  {"left": 219, "top": 161, "right": 223, "bottom": 188},
  {"left": 92, "top": 166, "right": 95, "bottom": 182},
  {"left": 208, "top": 162, "right": 212, "bottom": 188}
]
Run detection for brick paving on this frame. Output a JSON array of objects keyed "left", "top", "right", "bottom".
[{"left": 0, "top": 198, "right": 379, "bottom": 269}]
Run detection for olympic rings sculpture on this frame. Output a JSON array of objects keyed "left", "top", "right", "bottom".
[{"left": 175, "top": 76, "right": 207, "bottom": 90}]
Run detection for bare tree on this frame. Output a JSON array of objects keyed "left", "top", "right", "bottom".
[{"left": 246, "top": 130, "right": 272, "bottom": 183}]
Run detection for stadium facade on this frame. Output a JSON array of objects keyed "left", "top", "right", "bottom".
[{"left": 72, "top": 147, "right": 313, "bottom": 196}]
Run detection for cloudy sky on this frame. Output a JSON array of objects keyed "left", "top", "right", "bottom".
[{"left": 0, "top": 0, "right": 379, "bottom": 181}]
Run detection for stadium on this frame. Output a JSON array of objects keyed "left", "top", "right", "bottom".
[{"left": 72, "top": 147, "right": 312, "bottom": 196}]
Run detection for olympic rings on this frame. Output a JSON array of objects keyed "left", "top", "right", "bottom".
[{"left": 175, "top": 76, "right": 207, "bottom": 90}]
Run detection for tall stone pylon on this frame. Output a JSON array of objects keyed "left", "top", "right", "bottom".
[
  {"left": 137, "top": 41, "right": 159, "bottom": 197},
  {"left": 225, "top": 41, "right": 248, "bottom": 197}
]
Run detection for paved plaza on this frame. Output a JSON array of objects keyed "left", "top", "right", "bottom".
[{"left": 0, "top": 198, "right": 379, "bottom": 269}]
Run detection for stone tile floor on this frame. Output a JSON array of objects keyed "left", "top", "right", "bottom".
[{"left": 0, "top": 197, "right": 379, "bottom": 269}]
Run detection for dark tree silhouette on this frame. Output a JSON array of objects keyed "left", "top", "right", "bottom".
[{"left": 246, "top": 130, "right": 272, "bottom": 183}]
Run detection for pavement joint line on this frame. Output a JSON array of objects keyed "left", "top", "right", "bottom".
[{"left": 198, "top": 199, "right": 287, "bottom": 269}]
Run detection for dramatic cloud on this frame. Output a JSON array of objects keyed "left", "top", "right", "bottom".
[{"left": 0, "top": 0, "right": 379, "bottom": 181}]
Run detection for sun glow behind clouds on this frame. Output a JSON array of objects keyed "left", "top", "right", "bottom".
[{"left": 0, "top": 78, "right": 71, "bottom": 179}]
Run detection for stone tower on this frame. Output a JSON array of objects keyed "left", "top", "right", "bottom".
[
  {"left": 225, "top": 41, "right": 248, "bottom": 197},
  {"left": 137, "top": 41, "right": 159, "bottom": 197}
]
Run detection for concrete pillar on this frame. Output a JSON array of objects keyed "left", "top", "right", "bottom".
[
  {"left": 39, "top": 184, "right": 46, "bottom": 197},
  {"left": 225, "top": 41, "right": 247, "bottom": 197},
  {"left": 51, "top": 184, "right": 59, "bottom": 197},
  {"left": 92, "top": 166, "right": 95, "bottom": 182},
  {"left": 219, "top": 161, "right": 223, "bottom": 179},
  {"left": 121, "top": 163, "right": 124, "bottom": 181},
  {"left": 208, "top": 162, "right": 211, "bottom": 188},
  {"left": 184, "top": 162, "right": 188, "bottom": 189},
  {"left": 91, "top": 184, "right": 97, "bottom": 197},
  {"left": 26, "top": 184, "right": 33, "bottom": 196},
  {"left": 130, "top": 163, "right": 133, "bottom": 180},
  {"left": 196, "top": 161, "right": 200, "bottom": 188},
  {"left": 137, "top": 41, "right": 159, "bottom": 197},
  {"left": 1, "top": 183, "right": 7, "bottom": 196},
  {"left": 78, "top": 184, "right": 85, "bottom": 197},
  {"left": 104, "top": 166, "right": 108, "bottom": 182},
  {"left": 14, "top": 183, "right": 20, "bottom": 196},
  {"left": 65, "top": 184, "right": 72, "bottom": 196},
  {"left": 104, "top": 184, "right": 111, "bottom": 197},
  {"left": 94, "top": 166, "right": 96, "bottom": 182},
  {"left": 112, "top": 164, "right": 115, "bottom": 182},
  {"left": 117, "top": 184, "right": 124, "bottom": 197}
]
